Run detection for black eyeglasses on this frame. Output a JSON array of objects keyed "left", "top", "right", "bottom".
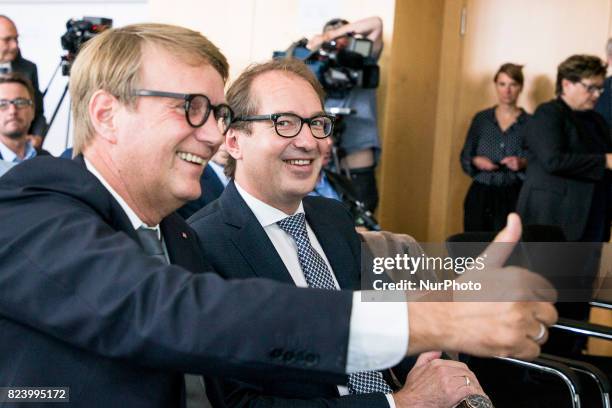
[
  {"left": 578, "top": 81, "right": 605, "bottom": 95},
  {"left": 0, "top": 98, "right": 32, "bottom": 111},
  {"left": 132, "top": 90, "right": 234, "bottom": 133},
  {"left": 232, "top": 112, "right": 335, "bottom": 139}
]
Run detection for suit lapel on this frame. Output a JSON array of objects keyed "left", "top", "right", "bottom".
[
  {"left": 304, "top": 199, "right": 359, "bottom": 290},
  {"left": 160, "top": 214, "right": 202, "bottom": 272},
  {"left": 220, "top": 183, "right": 294, "bottom": 285}
]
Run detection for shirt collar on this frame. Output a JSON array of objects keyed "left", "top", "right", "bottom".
[
  {"left": 84, "top": 157, "right": 161, "bottom": 237},
  {"left": 234, "top": 181, "right": 304, "bottom": 228},
  {"left": 0, "top": 139, "right": 36, "bottom": 163},
  {"left": 0, "top": 61, "right": 11, "bottom": 73}
]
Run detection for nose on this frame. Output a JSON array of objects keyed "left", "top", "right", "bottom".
[
  {"left": 193, "top": 112, "right": 224, "bottom": 150},
  {"left": 6, "top": 102, "right": 18, "bottom": 114},
  {"left": 292, "top": 122, "right": 318, "bottom": 150}
]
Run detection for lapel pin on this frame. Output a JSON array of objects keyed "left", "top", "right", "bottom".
[{"left": 181, "top": 232, "right": 188, "bottom": 239}]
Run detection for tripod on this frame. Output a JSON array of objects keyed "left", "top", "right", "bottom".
[
  {"left": 325, "top": 106, "right": 380, "bottom": 231},
  {"left": 41, "top": 58, "right": 71, "bottom": 150}
]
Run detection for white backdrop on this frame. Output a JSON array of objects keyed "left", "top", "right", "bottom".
[{"left": 1, "top": 0, "right": 148, "bottom": 155}]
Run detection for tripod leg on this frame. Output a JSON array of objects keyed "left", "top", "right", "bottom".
[{"left": 43, "top": 83, "right": 69, "bottom": 139}]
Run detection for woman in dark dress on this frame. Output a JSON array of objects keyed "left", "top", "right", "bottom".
[{"left": 461, "top": 63, "right": 529, "bottom": 232}]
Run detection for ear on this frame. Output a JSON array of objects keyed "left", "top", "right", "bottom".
[
  {"left": 88, "top": 90, "right": 119, "bottom": 144},
  {"left": 560, "top": 78, "right": 573, "bottom": 94},
  {"left": 224, "top": 127, "right": 244, "bottom": 160}
]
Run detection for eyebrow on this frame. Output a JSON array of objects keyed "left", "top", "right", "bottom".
[{"left": 277, "top": 110, "right": 328, "bottom": 117}]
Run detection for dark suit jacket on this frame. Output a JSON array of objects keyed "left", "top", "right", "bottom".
[
  {"left": 595, "top": 76, "right": 612, "bottom": 128},
  {"left": 188, "top": 182, "right": 399, "bottom": 407},
  {"left": 517, "top": 98, "right": 612, "bottom": 241},
  {"left": 0, "top": 156, "right": 354, "bottom": 407},
  {"left": 178, "top": 164, "right": 225, "bottom": 219},
  {"left": 11, "top": 53, "right": 47, "bottom": 136}
]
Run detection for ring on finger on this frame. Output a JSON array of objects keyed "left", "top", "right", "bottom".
[{"left": 532, "top": 323, "right": 546, "bottom": 343}]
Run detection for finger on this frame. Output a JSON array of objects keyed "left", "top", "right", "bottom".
[
  {"left": 527, "top": 321, "right": 548, "bottom": 345},
  {"left": 430, "top": 359, "right": 470, "bottom": 370},
  {"left": 533, "top": 302, "right": 559, "bottom": 326},
  {"left": 480, "top": 213, "right": 522, "bottom": 268},
  {"left": 511, "top": 338, "right": 541, "bottom": 360},
  {"left": 413, "top": 351, "right": 442, "bottom": 367}
]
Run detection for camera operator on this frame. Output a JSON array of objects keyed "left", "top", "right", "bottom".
[
  {"left": 307, "top": 16, "right": 383, "bottom": 212},
  {"left": 0, "top": 15, "right": 47, "bottom": 148}
]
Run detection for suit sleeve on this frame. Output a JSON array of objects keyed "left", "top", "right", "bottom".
[
  {"left": 0, "top": 187, "right": 352, "bottom": 384},
  {"left": 527, "top": 103, "right": 606, "bottom": 181},
  {"left": 460, "top": 114, "right": 481, "bottom": 177},
  {"left": 206, "top": 377, "right": 390, "bottom": 408}
]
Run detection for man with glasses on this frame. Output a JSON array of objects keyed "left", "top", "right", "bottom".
[
  {"left": 0, "top": 23, "right": 556, "bottom": 408},
  {"left": 0, "top": 16, "right": 47, "bottom": 146},
  {"left": 188, "top": 58, "right": 555, "bottom": 408},
  {"left": 0, "top": 74, "right": 48, "bottom": 164}
]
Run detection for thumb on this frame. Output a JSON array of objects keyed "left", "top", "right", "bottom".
[
  {"left": 480, "top": 213, "right": 522, "bottom": 268},
  {"left": 413, "top": 351, "right": 442, "bottom": 367}
]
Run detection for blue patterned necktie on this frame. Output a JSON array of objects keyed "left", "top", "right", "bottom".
[{"left": 277, "top": 213, "right": 392, "bottom": 395}]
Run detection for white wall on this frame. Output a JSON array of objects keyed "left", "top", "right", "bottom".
[{"left": 1, "top": 0, "right": 148, "bottom": 155}]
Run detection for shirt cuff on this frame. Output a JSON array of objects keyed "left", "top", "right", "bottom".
[
  {"left": 385, "top": 393, "right": 396, "bottom": 408},
  {"left": 346, "top": 291, "right": 408, "bottom": 373}
]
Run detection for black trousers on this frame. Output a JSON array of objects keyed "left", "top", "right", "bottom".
[{"left": 463, "top": 181, "right": 522, "bottom": 232}]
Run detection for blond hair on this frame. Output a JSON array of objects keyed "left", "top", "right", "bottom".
[{"left": 69, "top": 23, "right": 229, "bottom": 155}]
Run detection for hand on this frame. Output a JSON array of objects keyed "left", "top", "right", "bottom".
[
  {"left": 307, "top": 33, "right": 328, "bottom": 50},
  {"left": 472, "top": 156, "right": 498, "bottom": 171},
  {"left": 500, "top": 156, "right": 525, "bottom": 171},
  {"left": 606, "top": 153, "right": 612, "bottom": 170},
  {"left": 393, "top": 351, "right": 486, "bottom": 408},
  {"left": 407, "top": 214, "right": 558, "bottom": 360}
]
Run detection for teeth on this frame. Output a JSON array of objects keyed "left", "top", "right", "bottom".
[
  {"left": 177, "top": 151, "right": 205, "bottom": 165},
  {"left": 286, "top": 159, "right": 312, "bottom": 166}
]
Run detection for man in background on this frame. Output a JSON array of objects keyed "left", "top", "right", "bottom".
[
  {"left": 0, "top": 15, "right": 47, "bottom": 146},
  {"left": 0, "top": 74, "right": 48, "bottom": 162},
  {"left": 308, "top": 16, "right": 383, "bottom": 213}
]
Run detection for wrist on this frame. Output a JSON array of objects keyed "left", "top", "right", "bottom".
[{"left": 407, "top": 302, "right": 453, "bottom": 354}]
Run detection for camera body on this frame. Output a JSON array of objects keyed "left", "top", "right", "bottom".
[
  {"left": 275, "top": 33, "right": 379, "bottom": 98},
  {"left": 60, "top": 17, "right": 113, "bottom": 75}
]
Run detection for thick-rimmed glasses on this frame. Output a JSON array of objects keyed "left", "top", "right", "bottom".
[
  {"left": 132, "top": 90, "right": 234, "bottom": 133},
  {"left": 232, "top": 112, "right": 335, "bottom": 139},
  {"left": 578, "top": 81, "right": 605, "bottom": 95},
  {"left": 0, "top": 98, "right": 32, "bottom": 111}
]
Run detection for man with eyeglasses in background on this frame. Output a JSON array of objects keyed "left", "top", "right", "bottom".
[
  {"left": 0, "top": 74, "right": 49, "bottom": 165},
  {"left": 0, "top": 16, "right": 47, "bottom": 147}
]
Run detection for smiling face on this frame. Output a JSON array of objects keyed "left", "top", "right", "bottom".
[
  {"left": 106, "top": 45, "right": 225, "bottom": 217},
  {"left": 495, "top": 72, "right": 522, "bottom": 106},
  {"left": 229, "top": 71, "right": 327, "bottom": 213}
]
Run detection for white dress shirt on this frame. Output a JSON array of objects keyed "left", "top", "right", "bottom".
[{"left": 235, "top": 183, "right": 406, "bottom": 406}]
